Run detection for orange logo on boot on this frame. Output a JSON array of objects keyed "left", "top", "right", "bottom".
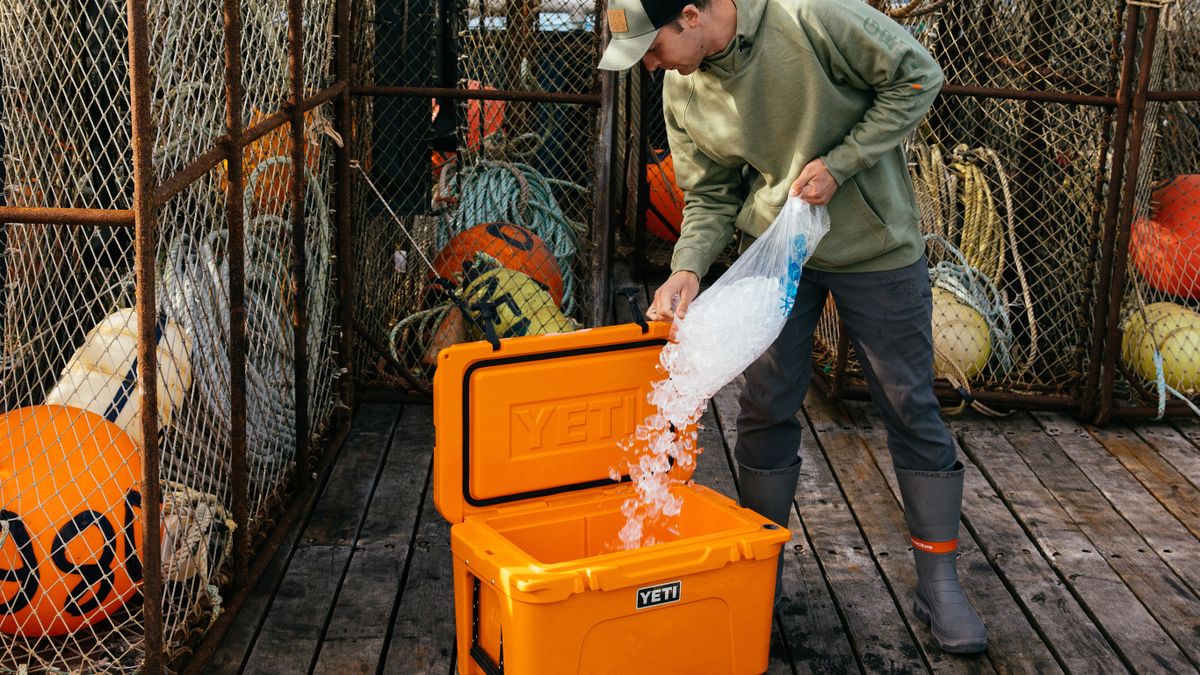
[{"left": 911, "top": 537, "right": 958, "bottom": 554}]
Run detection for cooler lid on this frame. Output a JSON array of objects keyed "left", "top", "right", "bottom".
[{"left": 433, "top": 322, "right": 671, "bottom": 524}]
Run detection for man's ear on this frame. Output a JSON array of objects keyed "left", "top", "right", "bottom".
[{"left": 680, "top": 4, "right": 703, "bottom": 28}]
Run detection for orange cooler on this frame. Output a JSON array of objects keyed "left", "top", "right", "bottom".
[{"left": 433, "top": 322, "right": 790, "bottom": 675}]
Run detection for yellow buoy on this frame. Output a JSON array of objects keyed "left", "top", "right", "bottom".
[
  {"left": 44, "top": 309, "right": 193, "bottom": 447},
  {"left": 462, "top": 268, "right": 578, "bottom": 339},
  {"left": 1121, "top": 302, "right": 1200, "bottom": 393},
  {"left": 931, "top": 287, "right": 991, "bottom": 380}
]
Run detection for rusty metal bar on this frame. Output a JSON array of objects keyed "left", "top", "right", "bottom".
[
  {"left": 126, "top": 0, "right": 163, "bottom": 672},
  {"left": 154, "top": 145, "right": 228, "bottom": 207},
  {"left": 1080, "top": 4, "right": 1142, "bottom": 421},
  {"left": 1098, "top": 5, "right": 1162, "bottom": 426},
  {"left": 350, "top": 84, "right": 602, "bottom": 105},
  {"left": 831, "top": 381, "right": 1078, "bottom": 412},
  {"left": 0, "top": 206, "right": 135, "bottom": 226},
  {"left": 590, "top": 69, "right": 617, "bottom": 327},
  {"left": 287, "top": 0, "right": 311, "bottom": 488},
  {"left": 505, "top": 0, "right": 540, "bottom": 135},
  {"left": 633, "top": 70, "right": 651, "bottom": 274},
  {"left": 1107, "top": 402, "right": 1199, "bottom": 419},
  {"left": 621, "top": 69, "right": 641, "bottom": 268},
  {"left": 221, "top": 0, "right": 251, "bottom": 591},
  {"left": 939, "top": 84, "right": 1118, "bottom": 108},
  {"left": 154, "top": 83, "right": 346, "bottom": 206},
  {"left": 1146, "top": 90, "right": 1200, "bottom": 102},
  {"left": 334, "top": 0, "right": 355, "bottom": 414}
]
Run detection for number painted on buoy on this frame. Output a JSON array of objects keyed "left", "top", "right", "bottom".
[
  {"left": 1, "top": 406, "right": 144, "bottom": 636},
  {"left": 485, "top": 222, "right": 535, "bottom": 252},
  {"left": 0, "top": 512, "right": 37, "bottom": 615},
  {"left": 1, "top": 489, "right": 144, "bottom": 625}
]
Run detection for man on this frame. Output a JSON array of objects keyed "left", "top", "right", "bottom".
[{"left": 599, "top": 0, "right": 988, "bottom": 654}]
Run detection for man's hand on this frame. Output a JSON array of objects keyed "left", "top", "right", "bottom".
[
  {"left": 647, "top": 270, "right": 700, "bottom": 323},
  {"left": 790, "top": 158, "right": 838, "bottom": 205}
]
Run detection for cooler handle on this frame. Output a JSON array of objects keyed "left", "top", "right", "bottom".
[{"left": 472, "top": 575, "right": 505, "bottom": 675}]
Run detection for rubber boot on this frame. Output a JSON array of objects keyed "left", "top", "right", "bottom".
[
  {"left": 895, "top": 461, "right": 988, "bottom": 654},
  {"left": 737, "top": 459, "right": 802, "bottom": 608}
]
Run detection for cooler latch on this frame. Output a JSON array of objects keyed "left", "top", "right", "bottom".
[
  {"left": 615, "top": 286, "right": 649, "bottom": 333},
  {"left": 471, "top": 300, "right": 504, "bottom": 351}
]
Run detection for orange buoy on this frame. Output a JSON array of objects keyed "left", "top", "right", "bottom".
[
  {"left": 1130, "top": 175, "right": 1200, "bottom": 299},
  {"left": 432, "top": 222, "right": 565, "bottom": 306},
  {"left": 646, "top": 150, "right": 683, "bottom": 243},
  {"left": 431, "top": 81, "right": 506, "bottom": 151},
  {"left": 1150, "top": 175, "right": 1200, "bottom": 231},
  {"left": 1, "top": 406, "right": 144, "bottom": 637},
  {"left": 217, "top": 108, "right": 325, "bottom": 216}
]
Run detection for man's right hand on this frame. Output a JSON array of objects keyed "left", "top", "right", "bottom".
[{"left": 647, "top": 270, "right": 700, "bottom": 323}]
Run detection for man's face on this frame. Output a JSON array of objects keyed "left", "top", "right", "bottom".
[{"left": 641, "top": 9, "right": 706, "bottom": 74}]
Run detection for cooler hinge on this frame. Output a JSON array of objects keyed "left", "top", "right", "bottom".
[{"left": 471, "top": 575, "right": 505, "bottom": 675}]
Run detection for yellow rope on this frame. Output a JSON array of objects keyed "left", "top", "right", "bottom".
[
  {"left": 910, "top": 140, "right": 1042, "bottom": 413},
  {"left": 950, "top": 145, "right": 1005, "bottom": 284}
]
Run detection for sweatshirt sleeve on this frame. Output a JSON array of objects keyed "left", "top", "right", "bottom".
[
  {"left": 800, "top": 1, "right": 944, "bottom": 185},
  {"left": 664, "top": 81, "right": 741, "bottom": 279}
]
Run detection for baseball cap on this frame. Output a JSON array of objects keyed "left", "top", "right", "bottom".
[{"left": 599, "top": 0, "right": 692, "bottom": 71}]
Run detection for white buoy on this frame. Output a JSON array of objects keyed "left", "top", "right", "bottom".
[{"left": 45, "top": 308, "right": 193, "bottom": 447}]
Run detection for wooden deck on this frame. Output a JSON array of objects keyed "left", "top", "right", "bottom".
[{"left": 202, "top": 388, "right": 1200, "bottom": 674}]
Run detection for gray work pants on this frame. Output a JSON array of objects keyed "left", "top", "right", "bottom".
[{"left": 734, "top": 256, "right": 957, "bottom": 473}]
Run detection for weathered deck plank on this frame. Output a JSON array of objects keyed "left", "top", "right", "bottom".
[
  {"left": 711, "top": 384, "right": 860, "bottom": 675},
  {"left": 991, "top": 414, "right": 1200, "bottom": 666},
  {"left": 850, "top": 404, "right": 1124, "bottom": 673},
  {"left": 1031, "top": 412, "right": 1200, "bottom": 598},
  {"left": 243, "top": 405, "right": 399, "bottom": 674},
  {"left": 1089, "top": 423, "right": 1200, "bottom": 541},
  {"left": 953, "top": 413, "right": 1195, "bottom": 673},
  {"left": 380, "top": 449, "right": 457, "bottom": 674},
  {"left": 313, "top": 406, "right": 435, "bottom": 673},
  {"left": 1137, "top": 421, "right": 1200, "bottom": 493},
  {"left": 208, "top": 401, "right": 400, "bottom": 667},
  {"left": 805, "top": 393, "right": 1050, "bottom": 675},
  {"left": 714, "top": 383, "right": 925, "bottom": 675}
]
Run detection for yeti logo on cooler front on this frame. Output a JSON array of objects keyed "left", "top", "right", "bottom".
[{"left": 636, "top": 581, "right": 681, "bottom": 610}]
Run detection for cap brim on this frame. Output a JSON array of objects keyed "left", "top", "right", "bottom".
[{"left": 598, "top": 29, "right": 659, "bottom": 71}]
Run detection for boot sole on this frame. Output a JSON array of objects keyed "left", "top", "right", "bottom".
[{"left": 913, "top": 594, "right": 988, "bottom": 655}]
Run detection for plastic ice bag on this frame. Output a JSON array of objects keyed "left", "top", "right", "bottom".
[
  {"left": 612, "top": 197, "right": 828, "bottom": 550},
  {"left": 652, "top": 197, "right": 830, "bottom": 427}
]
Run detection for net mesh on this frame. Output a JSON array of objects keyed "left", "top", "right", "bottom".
[
  {"left": 350, "top": 0, "right": 604, "bottom": 392},
  {"left": 0, "top": 0, "right": 340, "bottom": 670},
  {"left": 627, "top": 0, "right": 1128, "bottom": 404},
  {"left": 1114, "top": 2, "right": 1200, "bottom": 412},
  {"left": 814, "top": 1, "right": 1125, "bottom": 402}
]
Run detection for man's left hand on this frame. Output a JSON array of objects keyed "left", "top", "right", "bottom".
[{"left": 789, "top": 158, "right": 838, "bottom": 205}]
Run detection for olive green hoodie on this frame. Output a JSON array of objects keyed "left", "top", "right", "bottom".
[{"left": 665, "top": 0, "right": 943, "bottom": 277}]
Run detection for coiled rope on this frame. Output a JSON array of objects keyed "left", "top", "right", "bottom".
[
  {"left": 163, "top": 156, "right": 334, "bottom": 471},
  {"left": 438, "top": 160, "right": 587, "bottom": 315},
  {"left": 911, "top": 142, "right": 1039, "bottom": 414}
]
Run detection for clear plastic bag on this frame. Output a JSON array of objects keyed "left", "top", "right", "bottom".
[
  {"left": 613, "top": 197, "right": 829, "bottom": 550},
  {"left": 653, "top": 197, "right": 830, "bottom": 425}
]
